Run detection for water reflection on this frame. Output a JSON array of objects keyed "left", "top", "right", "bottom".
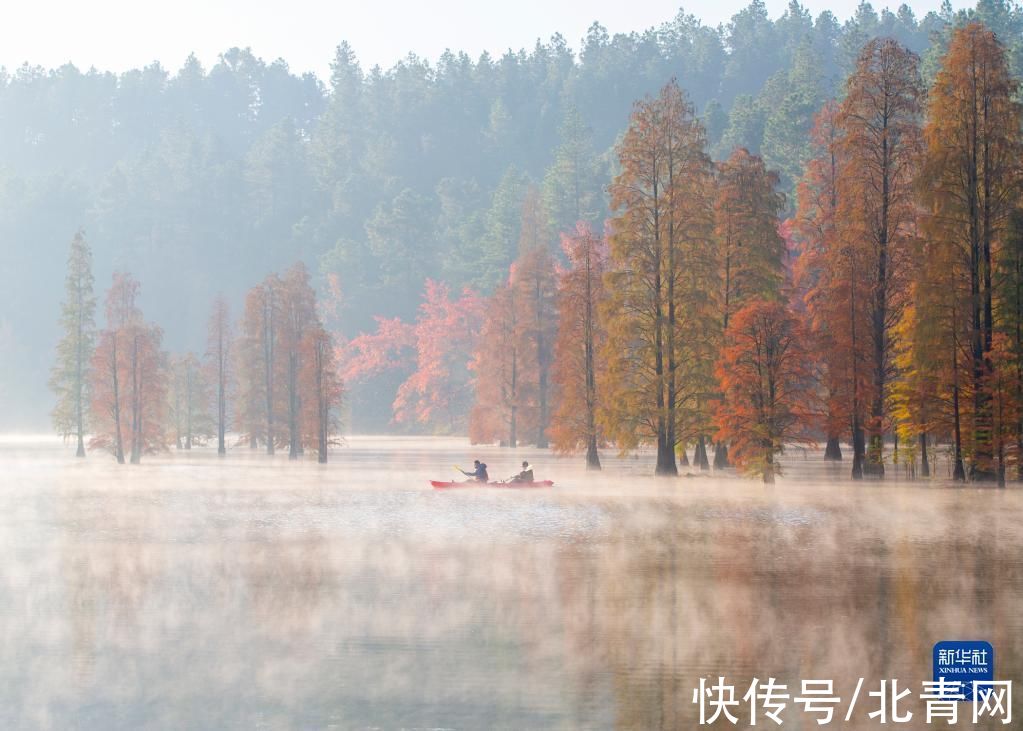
[{"left": 0, "top": 437, "right": 1018, "bottom": 729}]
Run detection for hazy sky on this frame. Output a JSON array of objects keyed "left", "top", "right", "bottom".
[{"left": 3, "top": 0, "right": 971, "bottom": 79}]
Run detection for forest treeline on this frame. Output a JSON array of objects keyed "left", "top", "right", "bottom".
[
  {"left": 51, "top": 18, "right": 1023, "bottom": 484},
  {"left": 7, "top": 0, "right": 1023, "bottom": 428}
]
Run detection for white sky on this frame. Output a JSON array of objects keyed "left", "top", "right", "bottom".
[{"left": 2, "top": 1, "right": 972, "bottom": 80}]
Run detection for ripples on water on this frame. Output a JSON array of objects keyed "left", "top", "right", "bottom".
[{"left": 0, "top": 436, "right": 1019, "bottom": 729}]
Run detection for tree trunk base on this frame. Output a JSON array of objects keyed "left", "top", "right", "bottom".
[
  {"left": 919, "top": 433, "right": 929, "bottom": 477},
  {"left": 713, "top": 442, "right": 730, "bottom": 469},
  {"left": 655, "top": 444, "right": 678, "bottom": 476},
  {"left": 823, "top": 436, "right": 842, "bottom": 461},
  {"left": 971, "top": 466, "right": 997, "bottom": 482},
  {"left": 862, "top": 462, "right": 885, "bottom": 478},
  {"left": 695, "top": 436, "right": 710, "bottom": 470}
]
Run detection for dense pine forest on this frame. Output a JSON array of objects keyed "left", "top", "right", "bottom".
[
  {"left": 21, "top": 1, "right": 1023, "bottom": 483},
  {"left": 5, "top": 0, "right": 1019, "bottom": 429}
]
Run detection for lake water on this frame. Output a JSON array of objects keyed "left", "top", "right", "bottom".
[{"left": 0, "top": 436, "right": 1019, "bottom": 729}]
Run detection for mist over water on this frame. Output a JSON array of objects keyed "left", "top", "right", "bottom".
[{"left": 0, "top": 436, "right": 1019, "bottom": 729}]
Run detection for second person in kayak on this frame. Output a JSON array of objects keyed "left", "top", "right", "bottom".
[{"left": 509, "top": 461, "right": 534, "bottom": 483}]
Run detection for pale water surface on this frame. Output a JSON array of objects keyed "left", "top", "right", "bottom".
[{"left": 0, "top": 436, "right": 1019, "bottom": 730}]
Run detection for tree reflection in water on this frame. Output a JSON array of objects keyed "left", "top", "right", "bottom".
[{"left": 0, "top": 436, "right": 1017, "bottom": 729}]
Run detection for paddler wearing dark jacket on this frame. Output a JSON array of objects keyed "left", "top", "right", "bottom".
[{"left": 461, "top": 460, "right": 489, "bottom": 482}]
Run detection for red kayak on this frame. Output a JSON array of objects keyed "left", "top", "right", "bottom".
[{"left": 430, "top": 480, "right": 554, "bottom": 489}]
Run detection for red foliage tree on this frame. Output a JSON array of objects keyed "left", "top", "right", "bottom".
[
  {"left": 393, "top": 280, "right": 483, "bottom": 432},
  {"left": 89, "top": 272, "right": 166, "bottom": 463},
  {"left": 715, "top": 300, "right": 813, "bottom": 483},
  {"left": 300, "top": 326, "right": 343, "bottom": 462},
  {"left": 339, "top": 317, "right": 415, "bottom": 386},
  {"left": 238, "top": 274, "right": 286, "bottom": 452},
  {"left": 792, "top": 101, "right": 849, "bottom": 462}
]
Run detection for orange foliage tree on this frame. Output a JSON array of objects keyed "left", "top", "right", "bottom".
[
  {"left": 603, "top": 79, "right": 716, "bottom": 475},
  {"left": 550, "top": 223, "right": 608, "bottom": 468},
  {"left": 89, "top": 272, "right": 166, "bottom": 463},
  {"left": 280, "top": 263, "right": 319, "bottom": 459},
  {"left": 470, "top": 272, "right": 529, "bottom": 446},
  {"left": 711, "top": 147, "right": 786, "bottom": 469},
  {"left": 238, "top": 264, "right": 334, "bottom": 458},
  {"left": 300, "top": 325, "right": 343, "bottom": 462},
  {"left": 715, "top": 300, "right": 813, "bottom": 483},
  {"left": 793, "top": 101, "right": 849, "bottom": 462},
  {"left": 834, "top": 38, "right": 923, "bottom": 478},
  {"left": 470, "top": 187, "right": 558, "bottom": 448},
  {"left": 238, "top": 273, "right": 285, "bottom": 452},
  {"left": 515, "top": 236, "right": 558, "bottom": 447},
  {"left": 919, "top": 22, "right": 1023, "bottom": 481}
]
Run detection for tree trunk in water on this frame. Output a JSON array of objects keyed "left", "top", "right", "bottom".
[
  {"left": 583, "top": 245, "right": 600, "bottom": 473},
  {"left": 997, "top": 436, "right": 1005, "bottom": 487},
  {"left": 824, "top": 436, "right": 842, "bottom": 460},
  {"left": 264, "top": 288, "right": 275, "bottom": 456},
  {"left": 75, "top": 381, "right": 86, "bottom": 457},
  {"left": 970, "top": 188, "right": 995, "bottom": 480},
  {"left": 585, "top": 435, "right": 601, "bottom": 470},
  {"left": 218, "top": 343, "right": 226, "bottom": 456},
  {"left": 695, "top": 436, "right": 710, "bottom": 470},
  {"left": 185, "top": 365, "right": 193, "bottom": 450},
  {"left": 763, "top": 449, "right": 775, "bottom": 484},
  {"left": 111, "top": 337, "right": 124, "bottom": 465},
  {"left": 75, "top": 284, "right": 87, "bottom": 458},
  {"left": 288, "top": 353, "right": 299, "bottom": 460},
  {"left": 679, "top": 445, "right": 689, "bottom": 468},
  {"left": 864, "top": 425, "right": 884, "bottom": 478},
  {"left": 655, "top": 433, "right": 678, "bottom": 476},
  {"left": 952, "top": 340, "right": 966, "bottom": 481},
  {"left": 317, "top": 344, "right": 328, "bottom": 464},
  {"left": 1017, "top": 426, "right": 1023, "bottom": 482},
  {"left": 851, "top": 413, "right": 864, "bottom": 480},
  {"left": 508, "top": 405, "right": 517, "bottom": 449},
  {"left": 130, "top": 335, "right": 141, "bottom": 465},
  {"left": 919, "top": 432, "right": 930, "bottom": 478},
  {"left": 713, "top": 442, "right": 730, "bottom": 469},
  {"left": 535, "top": 275, "right": 549, "bottom": 448},
  {"left": 508, "top": 347, "right": 517, "bottom": 448}
]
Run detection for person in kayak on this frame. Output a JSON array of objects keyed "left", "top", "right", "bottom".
[
  {"left": 460, "top": 460, "right": 489, "bottom": 482},
  {"left": 509, "top": 461, "right": 534, "bottom": 483}
]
